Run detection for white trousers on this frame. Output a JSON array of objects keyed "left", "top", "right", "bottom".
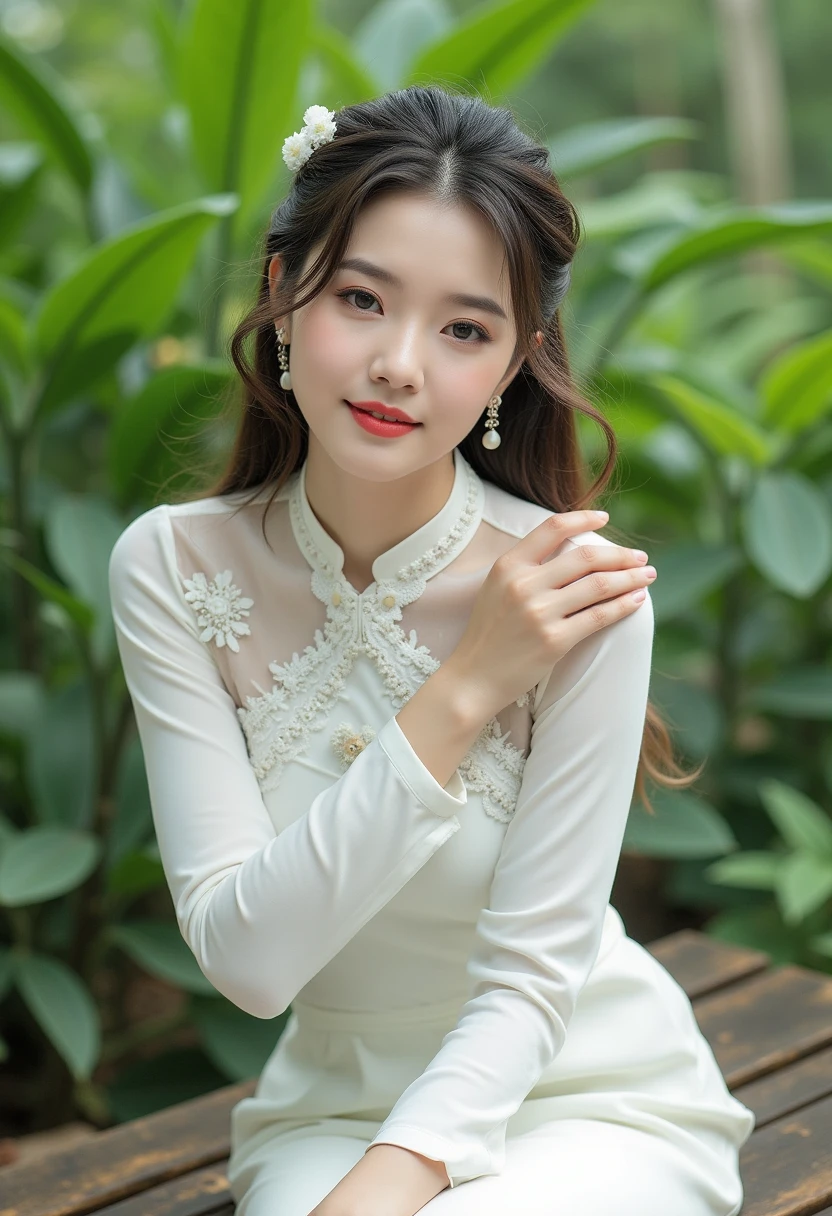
[{"left": 228, "top": 1117, "right": 746, "bottom": 1216}]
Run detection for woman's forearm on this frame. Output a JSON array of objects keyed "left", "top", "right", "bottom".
[{"left": 310, "top": 1143, "right": 449, "bottom": 1216}]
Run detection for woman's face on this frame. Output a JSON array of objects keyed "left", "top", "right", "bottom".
[{"left": 268, "top": 190, "right": 524, "bottom": 483}]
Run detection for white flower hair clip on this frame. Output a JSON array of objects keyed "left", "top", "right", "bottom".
[{"left": 282, "top": 104, "right": 337, "bottom": 173}]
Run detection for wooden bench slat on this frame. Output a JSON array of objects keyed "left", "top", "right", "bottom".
[
  {"left": 692, "top": 965, "right": 832, "bottom": 1088},
  {"left": 646, "top": 928, "right": 771, "bottom": 999},
  {"left": 0, "top": 1082, "right": 253, "bottom": 1216},
  {"left": 733, "top": 1044, "right": 832, "bottom": 1128},
  {"left": 90, "top": 1163, "right": 233, "bottom": 1216},
  {"left": 739, "top": 1090, "right": 832, "bottom": 1216}
]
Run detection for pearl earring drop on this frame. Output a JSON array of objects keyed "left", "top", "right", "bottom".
[
  {"left": 276, "top": 326, "right": 292, "bottom": 391},
  {"left": 482, "top": 394, "right": 501, "bottom": 449}
]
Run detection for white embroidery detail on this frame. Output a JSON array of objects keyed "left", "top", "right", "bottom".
[
  {"left": 183, "top": 569, "right": 253, "bottom": 653},
  {"left": 331, "top": 722, "right": 376, "bottom": 770},
  {"left": 236, "top": 459, "right": 528, "bottom": 823}
]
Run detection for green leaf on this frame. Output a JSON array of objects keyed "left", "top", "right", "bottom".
[
  {"left": 26, "top": 679, "right": 97, "bottom": 829},
  {"left": 759, "top": 778, "right": 832, "bottom": 856},
  {"left": 13, "top": 953, "right": 101, "bottom": 1079},
  {"left": 742, "top": 471, "right": 832, "bottom": 598},
  {"left": 705, "top": 903, "right": 801, "bottom": 965},
  {"left": 105, "top": 851, "right": 166, "bottom": 899},
  {"left": 776, "top": 852, "right": 832, "bottom": 924},
  {"left": 0, "top": 33, "right": 97, "bottom": 195},
  {"left": 640, "top": 542, "right": 743, "bottom": 622},
  {"left": 640, "top": 201, "right": 832, "bottom": 293},
  {"left": 704, "top": 851, "right": 781, "bottom": 890},
  {"left": 107, "top": 735, "right": 153, "bottom": 869},
  {"left": 0, "top": 549, "right": 95, "bottom": 631},
  {"left": 760, "top": 328, "right": 832, "bottom": 433},
  {"left": 181, "top": 0, "right": 310, "bottom": 227},
  {"left": 190, "top": 995, "right": 289, "bottom": 1081},
  {"left": 108, "top": 362, "right": 232, "bottom": 506},
  {"left": 649, "top": 674, "right": 723, "bottom": 760},
  {"left": 548, "top": 117, "right": 701, "bottom": 180},
  {"left": 30, "top": 194, "right": 237, "bottom": 421},
  {"left": 0, "top": 671, "right": 45, "bottom": 743},
  {"left": 647, "top": 374, "right": 772, "bottom": 464},
  {"left": 809, "top": 930, "right": 832, "bottom": 958},
  {"left": 310, "top": 22, "right": 381, "bottom": 105},
  {"left": 106, "top": 1047, "right": 226, "bottom": 1121},
  {"left": 43, "top": 493, "right": 126, "bottom": 663},
  {"left": 353, "top": 0, "right": 450, "bottom": 90},
  {"left": 623, "top": 790, "right": 737, "bottom": 858},
  {"left": 748, "top": 668, "right": 832, "bottom": 719},
  {"left": 109, "top": 921, "right": 217, "bottom": 995},
  {"left": 408, "top": 0, "right": 595, "bottom": 97},
  {"left": 0, "top": 826, "right": 100, "bottom": 906}
]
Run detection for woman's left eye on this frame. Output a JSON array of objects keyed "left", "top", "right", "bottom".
[{"left": 336, "top": 289, "right": 491, "bottom": 344}]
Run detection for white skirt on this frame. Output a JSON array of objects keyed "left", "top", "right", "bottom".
[{"left": 227, "top": 913, "right": 756, "bottom": 1215}]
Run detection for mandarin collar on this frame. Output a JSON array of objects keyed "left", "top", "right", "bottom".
[{"left": 288, "top": 446, "right": 484, "bottom": 591}]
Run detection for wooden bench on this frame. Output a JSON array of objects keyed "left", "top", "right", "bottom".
[{"left": 1, "top": 930, "right": 831, "bottom": 1216}]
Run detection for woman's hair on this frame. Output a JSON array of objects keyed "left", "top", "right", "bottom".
[{"left": 182, "top": 82, "right": 703, "bottom": 815}]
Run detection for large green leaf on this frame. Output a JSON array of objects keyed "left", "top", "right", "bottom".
[
  {"left": 0, "top": 34, "right": 97, "bottom": 195},
  {"left": 648, "top": 374, "right": 772, "bottom": 464},
  {"left": 0, "top": 142, "right": 44, "bottom": 254},
  {"left": 760, "top": 328, "right": 832, "bottom": 433},
  {"left": 759, "top": 778, "right": 832, "bottom": 856},
  {"left": 641, "top": 542, "right": 743, "bottom": 622},
  {"left": 743, "top": 471, "right": 832, "bottom": 598},
  {"left": 0, "top": 825, "right": 100, "bottom": 906},
  {"left": 13, "top": 953, "right": 101, "bottom": 1079},
  {"left": 109, "top": 920, "right": 217, "bottom": 996},
  {"left": 106, "top": 1047, "right": 226, "bottom": 1122},
  {"left": 640, "top": 201, "right": 832, "bottom": 293},
  {"left": 107, "top": 735, "right": 154, "bottom": 870},
  {"left": 354, "top": 0, "right": 450, "bottom": 90},
  {"left": 0, "top": 671, "right": 44, "bottom": 743},
  {"left": 181, "top": 0, "right": 310, "bottom": 227},
  {"left": 310, "top": 22, "right": 381, "bottom": 105},
  {"left": 44, "top": 493, "right": 126, "bottom": 663},
  {"left": 706, "top": 903, "right": 805, "bottom": 965},
  {"left": 108, "top": 362, "right": 232, "bottom": 506},
  {"left": 648, "top": 673, "right": 724, "bottom": 760},
  {"left": 26, "top": 679, "right": 96, "bottom": 829},
  {"left": 408, "top": 0, "right": 595, "bottom": 97},
  {"left": 623, "top": 790, "right": 736, "bottom": 858},
  {"left": 0, "top": 549, "right": 95, "bottom": 632},
  {"left": 548, "top": 117, "right": 700, "bottom": 180},
  {"left": 747, "top": 669, "right": 832, "bottom": 719},
  {"left": 704, "top": 851, "right": 781, "bottom": 890},
  {"left": 30, "top": 194, "right": 237, "bottom": 420},
  {"left": 776, "top": 852, "right": 832, "bottom": 925},
  {"left": 190, "top": 995, "right": 288, "bottom": 1081}
]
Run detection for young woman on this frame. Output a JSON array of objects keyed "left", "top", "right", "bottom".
[{"left": 108, "top": 84, "right": 755, "bottom": 1216}]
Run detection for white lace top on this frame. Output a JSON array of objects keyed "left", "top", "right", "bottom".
[{"left": 108, "top": 445, "right": 655, "bottom": 1186}]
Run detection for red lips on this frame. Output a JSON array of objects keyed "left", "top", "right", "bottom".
[{"left": 347, "top": 401, "right": 420, "bottom": 425}]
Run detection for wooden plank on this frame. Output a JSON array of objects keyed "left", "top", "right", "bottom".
[
  {"left": 733, "top": 1044, "right": 832, "bottom": 1128},
  {"left": 0, "top": 1081, "right": 254, "bottom": 1216},
  {"left": 91, "top": 1163, "right": 233, "bottom": 1215},
  {"left": 646, "top": 928, "right": 771, "bottom": 999},
  {"left": 739, "top": 1091, "right": 832, "bottom": 1216},
  {"left": 692, "top": 964, "right": 832, "bottom": 1088}
]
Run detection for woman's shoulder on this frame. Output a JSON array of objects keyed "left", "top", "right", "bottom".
[{"left": 479, "top": 479, "right": 612, "bottom": 551}]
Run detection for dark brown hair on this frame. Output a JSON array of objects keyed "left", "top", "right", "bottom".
[{"left": 185, "top": 83, "right": 703, "bottom": 815}]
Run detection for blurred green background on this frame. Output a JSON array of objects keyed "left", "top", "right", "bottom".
[{"left": 0, "top": 0, "right": 830, "bottom": 1139}]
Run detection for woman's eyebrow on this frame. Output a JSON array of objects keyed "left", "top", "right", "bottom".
[{"left": 336, "top": 256, "right": 508, "bottom": 320}]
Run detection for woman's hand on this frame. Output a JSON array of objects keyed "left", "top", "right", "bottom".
[
  {"left": 446, "top": 509, "right": 655, "bottom": 720},
  {"left": 308, "top": 1143, "right": 449, "bottom": 1216}
]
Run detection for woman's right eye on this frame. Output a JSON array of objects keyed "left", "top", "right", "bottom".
[{"left": 337, "top": 288, "right": 380, "bottom": 312}]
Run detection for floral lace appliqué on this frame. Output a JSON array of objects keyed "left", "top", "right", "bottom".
[
  {"left": 183, "top": 569, "right": 253, "bottom": 652},
  {"left": 331, "top": 722, "right": 376, "bottom": 770}
]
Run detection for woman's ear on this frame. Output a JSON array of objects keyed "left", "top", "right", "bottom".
[{"left": 268, "top": 254, "right": 291, "bottom": 340}]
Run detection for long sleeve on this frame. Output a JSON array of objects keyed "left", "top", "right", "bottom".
[
  {"left": 366, "top": 582, "right": 655, "bottom": 1187},
  {"left": 107, "top": 505, "right": 467, "bottom": 1020}
]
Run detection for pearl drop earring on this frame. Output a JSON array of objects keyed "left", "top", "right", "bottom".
[
  {"left": 276, "top": 326, "right": 292, "bottom": 391},
  {"left": 482, "top": 393, "right": 501, "bottom": 449}
]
